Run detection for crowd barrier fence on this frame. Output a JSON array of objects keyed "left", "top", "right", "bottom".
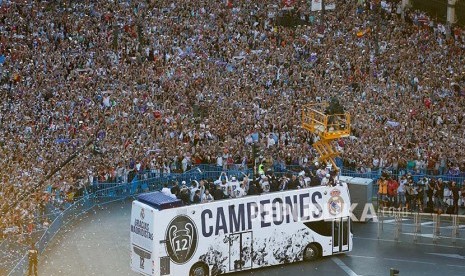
[{"left": 376, "top": 209, "right": 465, "bottom": 246}]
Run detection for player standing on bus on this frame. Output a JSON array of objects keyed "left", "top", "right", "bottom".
[
  {"left": 242, "top": 175, "right": 250, "bottom": 193},
  {"left": 190, "top": 181, "right": 204, "bottom": 203},
  {"left": 192, "top": 190, "right": 202, "bottom": 204},
  {"left": 234, "top": 182, "right": 246, "bottom": 198},
  {"left": 286, "top": 174, "right": 299, "bottom": 190},
  {"left": 247, "top": 180, "right": 261, "bottom": 195},
  {"left": 260, "top": 175, "right": 271, "bottom": 193},
  {"left": 213, "top": 184, "right": 226, "bottom": 200},
  {"left": 219, "top": 178, "right": 229, "bottom": 198},
  {"left": 228, "top": 176, "right": 240, "bottom": 198},
  {"left": 201, "top": 189, "right": 214, "bottom": 203},
  {"left": 321, "top": 174, "right": 330, "bottom": 186},
  {"left": 179, "top": 183, "right": 191, "bottom": 205},
  {"left": 216, "top": 172, "right": 229, "bottom": 197}
]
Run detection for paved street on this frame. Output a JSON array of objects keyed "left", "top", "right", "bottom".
[{"left": 39, "top": 200, "right": 465, "bottom": 276}]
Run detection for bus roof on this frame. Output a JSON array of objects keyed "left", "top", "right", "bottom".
[{"left": 137, "top": 192, "right": 183, "bottom": 210}]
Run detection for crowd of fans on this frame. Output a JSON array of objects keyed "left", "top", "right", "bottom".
[
  {"left": 378, "top": 172, "right": 465, "bottom": 214},
  {"left": 1, "top": 0, "right": 465, "bottom": 236}
]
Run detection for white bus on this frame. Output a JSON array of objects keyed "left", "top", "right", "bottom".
[{"left": 130, "top": 183, "right": 352, "bottom": 276}]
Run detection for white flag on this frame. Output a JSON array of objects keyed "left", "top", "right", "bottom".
[{"left": 311, "top": 0, "right": 336, "bottom": 11}]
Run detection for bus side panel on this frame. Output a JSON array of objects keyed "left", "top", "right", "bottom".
[
  {"left": 130, "top": 202, "right": 156, "bottom": 276},
  {"left": 188, "top": 186, "right": 352, "bottom": 273},
  {"left": 194, "top": 224, "right": 316, "bottom": 272},
  {"left": 152, "top": 185, "right": 353, "bottom": 275}
]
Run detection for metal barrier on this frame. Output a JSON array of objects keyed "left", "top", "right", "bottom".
[
  {"left": 340, "top": 169, "right": 465, "bottom": 184},
  {"left": 377, "top": 209, "right": 465, "bottom": 246}
]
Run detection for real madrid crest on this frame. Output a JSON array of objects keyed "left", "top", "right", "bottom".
[{"left": 328, "top": 189, "right": 344, "bottom": 216}]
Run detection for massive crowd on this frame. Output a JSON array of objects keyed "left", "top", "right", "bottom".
[{"left": 1, "top": 0, "right": 465, "bottom": 235}]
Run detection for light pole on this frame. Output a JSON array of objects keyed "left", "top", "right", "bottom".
[
  {"left": 446, "top": 0, "right": 458, "bottom": 39},
  {"left": 373, "top": 0, "right": 381, "bottom": 56},
  {"left": 401, "top": 0, "right": 410, "bottom": 22},
  {"left": 321, "top": 0, "right": 325, "bottom": 22}
]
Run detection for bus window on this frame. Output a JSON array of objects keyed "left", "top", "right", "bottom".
[{"left": 304, "top": 220, "right": 332, "bottom": 237}]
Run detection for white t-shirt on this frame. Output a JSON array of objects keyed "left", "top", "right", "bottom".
[
  {"left": 103, "top": 96, "right": 111, "bottom": 107},
  {"left": 217, "top": 156, "right": 223, "bottom": 167},
  {"left": 161, "top": 187, "right": 171, "bottom": 195},
  {"left": 372, "top": 158, "right": 380, "bottom": 167},
  {"left": 316, "top": 169, "right": 326, "bottom": 178},
  {"left": 202, "top": 193, "right": 214, "bottom": 203},
  {"left": 303, "top": 177, "right": 311, "bottom": 187},
  {"left": 182, "top": 158, "right": 188, "bottom": 171},
  {"left": 321, "top": 177, "right": 329, "bottom": 186},
  {"left": 397, "top": 181, "right": 406, "bottom": 193},
  {"left": 190, "top": 187, "right": 199, "bottom": 202},
  {"left": 161, "top": 187, "right": 176, "bottom": 198},
  {"left": 234, "top": 186, "right": 246, "bottom": 198},
  {"left": 267, "top": 136, "right": 275, "bottom": 148},
  {"left": 260, "top": 180, "right": 270, "bottom": 193},
  {"left": 228, "top": 181, "right": 240, "bottom": 197},
  {"left": 219, "top": 182, "right": 229, "bottom": 196}
]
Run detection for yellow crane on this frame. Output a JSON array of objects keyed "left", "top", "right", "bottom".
[{"left": 302, "top": 102, "right": 350, "bottom": 171}]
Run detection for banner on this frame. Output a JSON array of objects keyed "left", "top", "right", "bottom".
[{"left": 311, "top": 0, "right": 336, "bottom": 11}]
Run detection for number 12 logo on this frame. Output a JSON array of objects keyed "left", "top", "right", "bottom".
[
  {"left": 165, "top": 215, "right": 198, "bottom": 264},
  {"left": 175, "top": 239, "right": 189, "bottom": 251}
]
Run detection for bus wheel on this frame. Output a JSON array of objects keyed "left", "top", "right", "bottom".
[
  {"left": 303, "top": 244, "right": 320, "bottom": 261},
  {"left": 190, "top": 262, "right": 209, "bottom": 276}
]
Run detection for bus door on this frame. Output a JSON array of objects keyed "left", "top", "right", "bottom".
[
  {"left": 332, "top": 217, "right": 350, "bottom": 253},
  {"left": 228, "top": 231, "right": 253, "bottom": 271}
]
